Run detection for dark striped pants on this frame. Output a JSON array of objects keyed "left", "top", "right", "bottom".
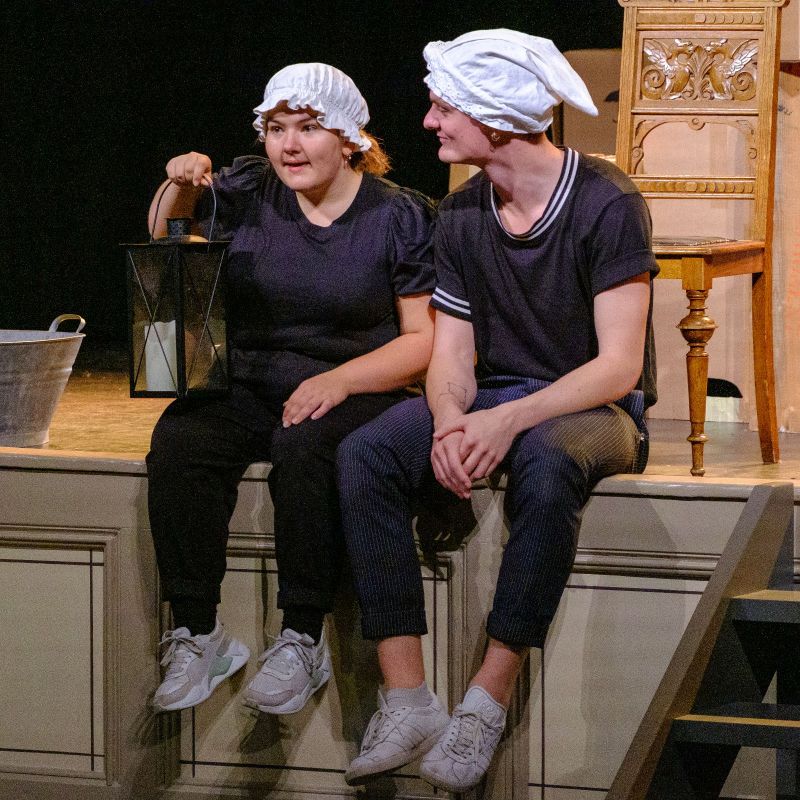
[{"left": 337, "top": 377, "right": 647, "bottom": 648}]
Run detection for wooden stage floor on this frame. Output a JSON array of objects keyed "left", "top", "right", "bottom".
[{"left": 33, "top": 347, "right": 800, "bottom": 482}]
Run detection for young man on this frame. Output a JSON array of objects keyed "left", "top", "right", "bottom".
[{"left": 337, "top": 29, "right": 657, "bottom": 793}]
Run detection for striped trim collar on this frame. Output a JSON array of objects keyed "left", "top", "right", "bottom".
[{"left": 489, "top": 147, "right": 578, "bottom": 241}]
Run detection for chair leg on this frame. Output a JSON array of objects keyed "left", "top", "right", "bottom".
[
  {"left": 752, "top": 269, "right": 780, "bottom": 464},
  {"left": 679, "top": 289, "right": 717, "bottom": 477}
]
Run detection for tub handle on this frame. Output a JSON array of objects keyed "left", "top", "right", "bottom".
[{"left": 49, "top": 314, "right": 86, "bottom": 333}]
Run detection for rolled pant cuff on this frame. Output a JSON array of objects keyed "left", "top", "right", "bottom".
[
  {"left": 486, "top": 611, "right": 550, "bottom": 650},
  {"left": 360, "top": 608, "right": 428, "bottom": 641}
]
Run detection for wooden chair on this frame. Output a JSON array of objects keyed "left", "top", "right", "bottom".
[{"left": 615, "top": 0, "right": 787, "bottom": 476}]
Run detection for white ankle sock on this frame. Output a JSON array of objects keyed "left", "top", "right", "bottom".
[{"left": 384, "top": 681, "right": 433, "bottom": 709}]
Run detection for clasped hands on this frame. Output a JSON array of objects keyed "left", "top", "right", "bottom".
[{"left": 431, "top": 407, "right": 517, "bottom": 499}]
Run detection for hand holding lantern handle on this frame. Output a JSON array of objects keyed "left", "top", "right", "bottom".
[
  {"left": 148, "top": 152, "right": 213, "bottom": 240},
  {"left": 166, "top": 152, "right": 213, "bottom": 188}
]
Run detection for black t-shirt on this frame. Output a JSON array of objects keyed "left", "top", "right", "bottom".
[
  {"left": 196, "top": 156, "right": 436, "bottom": 395},
  {"left": 430, "top": 148, "right": 658, "bottom": 407}
]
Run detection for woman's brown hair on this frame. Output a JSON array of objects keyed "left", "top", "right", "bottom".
[{"left": 350, "top": 131, "right": 391, "bottom": 176}]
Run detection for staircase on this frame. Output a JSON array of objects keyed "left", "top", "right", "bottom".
[{"left": 608, "top": 482, "right": 800, "bottom": 799}]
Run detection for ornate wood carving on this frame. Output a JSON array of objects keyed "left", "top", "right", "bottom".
[
  {"left": 692, "top": 12, "right": 763, "bottom": 23},
  {"left": 630, "top": 116, "right": 756, "bottom": 174},
  {"left": 638, "top": 10, "right": 764, "bottom": 23},
  {"left": 635, "top": 177, "right": 756, "bottom": 193},
  {"left": 642, "top": 37, "right": 759, "bottom": 101},
  {"left": 631, "top": 120, "right": 662, "bottom": 173}
]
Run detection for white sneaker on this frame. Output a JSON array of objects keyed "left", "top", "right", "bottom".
[
  {"left": 345, "top": 689, "right": 449, "bottom": 785},
  {"left": 152, "top": 620, "right": 250, "bottom": 712},
  {"left": 420, "top": 686, "right": 506, "bottom": 792},
  {"left": 242, "top": 628, "right": 331, "bottom": 715}
]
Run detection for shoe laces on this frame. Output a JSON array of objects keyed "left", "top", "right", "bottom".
[
  {"left": 258, "top": 632, "right": 315, "bottom": 677},
  {"left": 360, "top": 695, "right": 409, "bottom": 753},
  {"left": 159, "top": 629, "right": 204, "bottom": 676},
  {"left": 445, "top": 707, "right": 502, "bottom": 764}
]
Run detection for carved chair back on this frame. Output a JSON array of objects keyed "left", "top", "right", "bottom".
[{"left": 615, "top": 0, "right": 786, "bottom": 245}]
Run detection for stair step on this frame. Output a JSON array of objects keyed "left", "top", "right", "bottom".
[
  {"left": 729, "top": 590, "right": 800, "bottom": 624},
  {"left": 673, "top": 703, "right": 800, "bottom": 749}
]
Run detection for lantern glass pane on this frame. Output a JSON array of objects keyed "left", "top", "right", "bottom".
[
  {"left": 181, "top": 249, "right": 228, "bottom": 392},
  {"left": 128, "top": 248, "right": 179, "bottom": 394}
]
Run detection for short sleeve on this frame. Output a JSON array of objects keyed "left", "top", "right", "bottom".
[
  {"left": 387, "top": 189, "right": 437, "bottom": 296},
  {"left": 195, "top": 156, "right": 268, "bottom": 240},
  {"left": 587, "top": 192, "right": 660, "bottom": 296},
  {"left": 430, "top": 202, "right": 472, "bottom": 321}
]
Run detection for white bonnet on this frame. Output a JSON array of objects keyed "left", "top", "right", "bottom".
[
  {"left": 423, "top": 29, "right": 598, "bottom": 134},
  {"left": 253, "top": 62, "right": 372, "bottom": 152}
]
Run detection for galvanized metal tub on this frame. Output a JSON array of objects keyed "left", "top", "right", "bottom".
[{"left": 0, "top": 315, "right": 86, "bottom": 447}]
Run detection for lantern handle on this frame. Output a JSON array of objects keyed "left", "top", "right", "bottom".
[
  {"left": 149, "top": 179, "right": 219, "bottom": 247},
  {"left": 49, "top": 314, "right": 86, "bottom": 333},
  {"left": 207, "top": 182, "right": 219, "bottom": 245}
]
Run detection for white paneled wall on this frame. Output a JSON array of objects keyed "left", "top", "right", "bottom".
[{"left": 0, "top": 451, "right": 794, "bottom": 799}]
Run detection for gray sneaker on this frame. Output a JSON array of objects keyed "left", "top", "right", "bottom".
[
  {"left": 242, "top": 628, "right": 331, "bottom": 715},
  {"left": 152, "top": 620, "right": 250, "bottom": 712},
  {"left": 345, "top": 689, "right": 449, "bottom": 785},
  {"left": 420, "top": 686, "right": 506, "bottom": 792}
]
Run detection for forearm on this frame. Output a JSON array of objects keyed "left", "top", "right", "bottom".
[
  {"left": 147, "top": 179, "right": 205, "bottom": 239},
  {"left": 425, "top": 348, "right": 477, "bottom": 428},
  {"left": 498, "top": 352, "right": 642, "bottom": 437},
  {"left": 498, "top": 275, "right": 651, "bottom": 435},
  {"left": 331, "top": 330, "right": 434, "bottom": 395}
]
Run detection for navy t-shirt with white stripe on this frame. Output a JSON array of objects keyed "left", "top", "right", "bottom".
[{"left": 430, "top": 148, "right": 658, "bottom": 408}]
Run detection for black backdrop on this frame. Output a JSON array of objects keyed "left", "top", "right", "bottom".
[{"left": 2, "top": 1, "right": 623, "bottom": 343}]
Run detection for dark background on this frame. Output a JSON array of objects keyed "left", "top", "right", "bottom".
[{"left": 2, "top": 1, "right": 623, "bottom": 344}]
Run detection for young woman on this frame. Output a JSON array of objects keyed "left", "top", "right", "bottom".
[{"left": 146, "top": 62, "right": 435, "bottom": 714}]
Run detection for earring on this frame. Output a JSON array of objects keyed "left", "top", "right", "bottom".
[{"left": 490, "top": 131, "right": 501, "bottom": 143}]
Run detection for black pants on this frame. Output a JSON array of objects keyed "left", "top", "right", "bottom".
[{"left": 146, "top": 381, "right": 403, "bottom": 615}]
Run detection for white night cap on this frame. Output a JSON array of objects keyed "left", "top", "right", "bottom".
[
  {"left": 253, "top": 62, "right": 372, "bottom": 151},
  {"left": 423, "top": 28, "right": 598, "bottom": 134}
]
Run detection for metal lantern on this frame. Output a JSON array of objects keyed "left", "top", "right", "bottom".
[{"left": 124, "top": 217, "right": 230, "bottom": 398}]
